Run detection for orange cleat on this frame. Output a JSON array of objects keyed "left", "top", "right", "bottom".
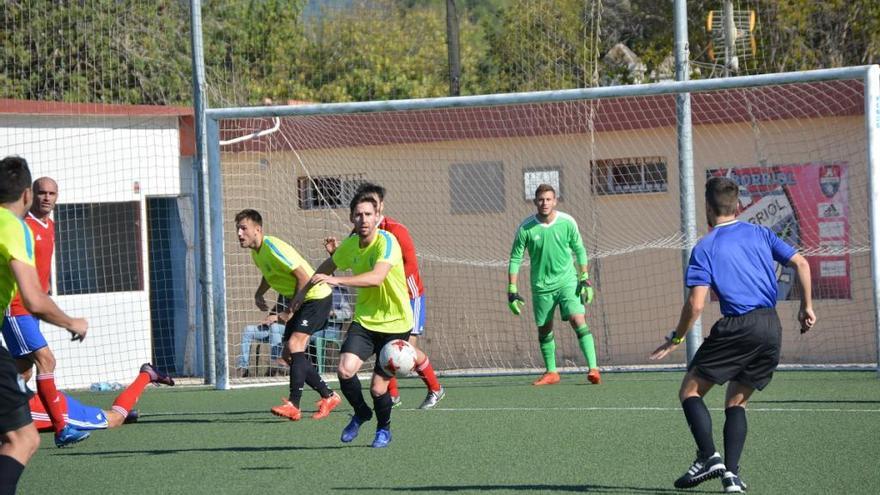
[
  {"left": 312, "top": 392, "right": 342, "bottom": 420},
  {"left": 587, "top": 368, "right": 602, "bottom": 385},
  {"left": 271, "top": 398, "right": 302, "bottom": 421},
  {"left": 532, "top": 372, "right": 561, "bottom": 386}
]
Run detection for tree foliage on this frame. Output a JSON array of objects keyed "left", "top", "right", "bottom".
[{"left": 1, "top": 0, "right": 877, "bottom": 106}]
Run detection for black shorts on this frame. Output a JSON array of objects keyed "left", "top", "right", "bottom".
[
  {"left": 689, "top": 307, "right": 782, "bottom": 391},
  {"left": 340, "top": 322, "right": 411, "bottom": 377},
  {"left": 0, "top": 346, "right": 33, "bottom": 434},
  {"left": 283, "top": 295, "right": 332, "bottom": 341}
]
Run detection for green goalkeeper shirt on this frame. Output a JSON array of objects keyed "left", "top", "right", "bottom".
[{"left": 508, "top": 211, "right": 589, "bottom": 294}]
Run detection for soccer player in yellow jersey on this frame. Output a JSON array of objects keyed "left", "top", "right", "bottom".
[
  {"left": 235, "top": 209, "right": 341, "bottom": 421},
  {"left": 1, "top": 156, "right": 89, "bottom": 492},
  {"left": 299, "top": 193, "right": 416, "bottom": 448}
]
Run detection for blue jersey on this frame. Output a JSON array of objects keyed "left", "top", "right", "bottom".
[{"left": 686, "top": 220, "right": 797, "bottom": 316}]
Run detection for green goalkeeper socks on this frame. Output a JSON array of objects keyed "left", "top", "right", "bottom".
[
  {"left": 538, "top": 331, "right": 557, "bottom": 372},
  {"left": 575, "top": 325, "right": 598, "bottom": 369}
]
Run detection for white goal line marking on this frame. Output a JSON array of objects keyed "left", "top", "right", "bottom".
[
  {"left": 143, "top": 405, "right": 880, "bottom": 417},
  {"left": 398, "top": 406, "right": 880, "bottom": 414}
]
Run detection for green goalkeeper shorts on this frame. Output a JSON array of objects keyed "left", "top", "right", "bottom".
[{"left": 531, "top": 281, "right": 585, "bottom": 326}]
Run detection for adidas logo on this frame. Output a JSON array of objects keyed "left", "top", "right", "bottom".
[{"left": 819, "top": 203, "right": 841, "bottom": 218}]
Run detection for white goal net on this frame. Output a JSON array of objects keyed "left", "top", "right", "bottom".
[{"left": 214, "top": 75, "right": 878, "bottom": 384}]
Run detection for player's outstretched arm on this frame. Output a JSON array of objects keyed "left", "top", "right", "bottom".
[
  {"left": 788, "top": 253, "right": 816, "bottom": 333},
  {"left": 320, "top": 261, "right": 393, "bottom": 288},
  {"left": 289, "top": 257, "right": 338, "bottom": 313},
  {"left": 650, "top": 286, "right": 708, "bottom": 360},
  {"left": 11, "top": 259, "right": 87, "bottom": 341}
]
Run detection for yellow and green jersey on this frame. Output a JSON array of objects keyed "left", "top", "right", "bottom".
[
  {"left": 0, "top": 207, "right": 35, "bottom": 310},
  {"left": 250, "top": 235, "right": 331, "bottom": 301},
  {"left": 332, "top": 230, "right": 413, "bottom": 334},
  {"left": 509, "top": 211, "right": 588, "bottom": 294}
]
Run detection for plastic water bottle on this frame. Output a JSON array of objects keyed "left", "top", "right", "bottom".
[
  {"left": 90, "top": 382, "right": 113, "bottom": 392},
  {"left": 110, "top": 382, "right": 124, "bottom": 391}
]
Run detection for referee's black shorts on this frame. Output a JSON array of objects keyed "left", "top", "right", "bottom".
[
  {"left": 341, "top": 322, "right": 411, "bottom": 378},
  {"left": 0, "top": 346, "right": 33, "bottom": 435},
  {"left": 689, "top": 307, "right": 782, "bottom": 391}
]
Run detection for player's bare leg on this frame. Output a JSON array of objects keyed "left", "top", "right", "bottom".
[
  {"left": 0, "top": 423, "right": 39, "bottom": 493},
  {"left": 0, "top": 424, "right": 39, "bottom": 465},
  {"left": 533, "top": 321, "right": 560, "bottom": 386},
  {"left": 569, "top": 314, "right": 600, "bottom": 384}
]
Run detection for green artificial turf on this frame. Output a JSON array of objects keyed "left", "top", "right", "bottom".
[{"left": 20, "top": 371, "right": 880, "bottom": 494}]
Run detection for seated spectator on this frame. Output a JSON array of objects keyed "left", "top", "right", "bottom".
[
  {"left": 308, "top": 287, "right": 353, "bottom": 364},
  {"left": 237, "top": 295, "right": 288, "bottom": 378}
]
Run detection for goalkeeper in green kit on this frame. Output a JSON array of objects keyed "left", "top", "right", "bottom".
[{"left": 507, "top": 184, "right": 600, "bottom": 386}]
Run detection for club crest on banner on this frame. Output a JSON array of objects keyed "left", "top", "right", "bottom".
[{"left": 819, "top": 164, "right": 842, "bottom": 198}]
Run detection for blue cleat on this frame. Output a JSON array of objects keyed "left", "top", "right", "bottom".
[
  {"left": 55, "top": 424, "right": 90, "bottom": 448},
  {"left": 123, "top": 409, "right": 139, "bottom": 424},
  {"left": 371, "top": 428, "right": 392, "bottom": 448},
  {"left": 341, "top": 415, "right": 365, "bottom": 443}
]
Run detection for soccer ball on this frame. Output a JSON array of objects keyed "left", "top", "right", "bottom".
[{"left": 379, "top": 339, "right": 417, "bottom": 377}]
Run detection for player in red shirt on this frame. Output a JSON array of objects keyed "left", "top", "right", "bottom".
[
  {"left": 2, "top": 177, "right": 89, "bottom": 446},
  {"left": 326, "top": 183, "right": 444, "bottom": 409}
]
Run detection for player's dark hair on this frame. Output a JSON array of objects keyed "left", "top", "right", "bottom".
[
  {"left": 705, "top": 177, "right": 740, "bottom": 217},
  {"left": 0, "top": 156, "right": 32, "bottom": 204},
  {"left": 534, "top": 183, "right": 556, "bottom": 198},
  {"left": 349, "top": 192, "right": 378, "bottom": 214},
  {"left": 234, "top": 209, "right": 262, "bottom": 226},
  {"left": 355, "top": 182, "right": 386, "bottom": 201}
]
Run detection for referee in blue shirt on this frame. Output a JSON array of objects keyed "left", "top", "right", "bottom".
[{"left": 650, "top": 177, "right": 816, "bottom": 493}]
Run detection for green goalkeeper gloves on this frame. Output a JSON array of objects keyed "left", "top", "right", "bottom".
[
  {"left": 576, "top": 273, "right": 593, "bottom": 305},
  {"left": 507, "top": 284, "right": 525, "bottom": 315}
]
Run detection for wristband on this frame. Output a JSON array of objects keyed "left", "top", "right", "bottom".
[
  {"left": 508, "top": 283, "right": 517, "bottom": 293},
  {"left": 578, "top": 272, "right": 589, "bottom": 282},
  {"left": 667, "top": 331, "right": 684, "bottom": 345}
]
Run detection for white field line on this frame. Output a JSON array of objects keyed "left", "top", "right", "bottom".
[{"left": 142, "top": 405, "right": 880, "bottom": 416}]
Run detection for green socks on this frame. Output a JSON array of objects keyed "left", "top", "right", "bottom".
[
  {"left": 575, "top": 325, "right": 598, "bottom": 369},
  {"left": 538, "top": 331, "right": 557, "bottom": 372}
]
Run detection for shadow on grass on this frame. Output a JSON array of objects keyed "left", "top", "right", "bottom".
[
  {"left": 341, "top": 484, "right": 715, "bottom": 493},
  {"left": 137, "top": 417, "right": 284, "bottom": 425},
  {"left": 55, "top": 444, "right": 358, "bottom": 457}
]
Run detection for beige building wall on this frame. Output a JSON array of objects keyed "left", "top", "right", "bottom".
[{"left": 220, "top": 113, "right": 874, "bottom": 375}]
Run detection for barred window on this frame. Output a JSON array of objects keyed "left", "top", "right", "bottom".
[
  {"left": 523, "top": 168, "right": 562, "bottom": 200},
  {"left": 55, "top": 201, "right": 143, "bottom": 295},
  {"left": 297, "top": 174, "right": 365, "bottom": 210},
  {"left": 592, "top": 157, "right": 667, "bottom": 195}
]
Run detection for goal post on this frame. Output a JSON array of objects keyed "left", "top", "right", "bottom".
[{"left": 205, "top": 65, "right": 880, "bottom": 389}]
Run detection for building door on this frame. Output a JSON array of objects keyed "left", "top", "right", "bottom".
[{"left": 147, "top": 197, "right": 189, "bottom": 375}]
